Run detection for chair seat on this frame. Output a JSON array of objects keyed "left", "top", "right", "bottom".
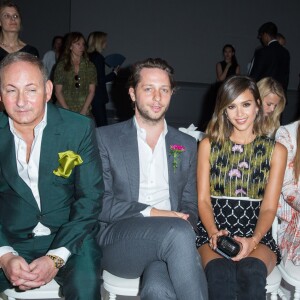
[
  {"left": 278, "top": 260, "right": 300, "bottom": 286},
  {"left": 3, "top": 279, "right": 61, "bottom": 299},
  {"left": 102, "top": 270, "right": 140, "bottom": 296},
  {"left": 266, "top": 266, "right": 281, "bottom": 293}
]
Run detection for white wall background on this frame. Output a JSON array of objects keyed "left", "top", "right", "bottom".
[
  {"left": 14, "top": 0, "right": 300, "bottom": 90},
  {"left": 71, "top": 0, "right": 300, "bottom": 89}
]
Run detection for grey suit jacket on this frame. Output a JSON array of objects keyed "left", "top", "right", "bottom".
[{"left": 96, "top": 118, "right": 198, "bottom": 238}]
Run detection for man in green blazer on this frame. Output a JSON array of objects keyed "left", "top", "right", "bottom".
[{"left": 0, "top": 52, "right": 103, "bottom": 299}]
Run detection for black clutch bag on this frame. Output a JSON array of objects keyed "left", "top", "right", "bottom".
[{"left": 215, "top": 236, "right": 241, "bottom": 259}]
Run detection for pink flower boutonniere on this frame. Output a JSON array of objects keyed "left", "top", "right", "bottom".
[{"left": 169, "top": 144, "right": 186, "bottom": 172}]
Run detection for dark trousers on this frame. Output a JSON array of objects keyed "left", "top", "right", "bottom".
[
  {"left": 92, "top": 103, "right": 108, "bottom": 127},
  {"left": 99, "top": 217, "right": 208, "bottom": 300},
  {"left": 205, "top": 257, "right": 267, "bottom": 300},
  {"left": 0, "top": 235, "right": 102, "bottom": 300}
]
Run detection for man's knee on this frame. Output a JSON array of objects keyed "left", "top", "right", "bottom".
[{"left": 166, "top": 218, "right": 196, "bottom": 244}]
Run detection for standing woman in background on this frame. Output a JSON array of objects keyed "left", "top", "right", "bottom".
[
  {"left": 54, "top": 32, "right": 96, "bottom": 115},
  {"left": 0, "top": 1, "right": 39, "bottom": 61},
  {"left": 0, "top": 1, "right": 39, "bottom": 112},
  {"left": 87, "top": 31, "right": 117, "bottom": 127},
  {"left": 201, "top": 44, "right": 240, "bottom": 130},
  {"left": 257, "top": 77, "right": 286, "bottom": 137},
  {"left": 216, "top": 44, "right": 240, "bottom": 82}
]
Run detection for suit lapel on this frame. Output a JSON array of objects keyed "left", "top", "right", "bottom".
[
  {"left": 0, "top": 113, "right": 39, "bottom": 210},
  {"left": 165, "top": 127, "right": 178, "bottom": 210},
  {"left": 38, "top": 104, "right": 64, "bottom": 212},
  {"left": 119, "top": 119, "right": 140, "bottom": 201}
]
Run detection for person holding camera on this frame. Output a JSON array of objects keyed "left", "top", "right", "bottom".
[{"left": 196, "top": 75, "right": 287, "bottom": 299}]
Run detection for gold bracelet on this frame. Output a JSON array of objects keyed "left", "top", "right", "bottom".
[
  {"left": 46, "top": 254, "right": 64, "bottom": 269},
  {"left": 251, "top": 236, "right": 258, "bottom": 250}
]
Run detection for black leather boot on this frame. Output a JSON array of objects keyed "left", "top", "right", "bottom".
[
  {"left": 205, "top": 258, "right": 237, "bottom": 300},
  {"left": 236, "top": 257, "right": 267, "bottom": 300}
]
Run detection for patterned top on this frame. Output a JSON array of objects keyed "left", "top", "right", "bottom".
[
  {"left": 275, "top": 121, "right": 300, "bottom": 265},
  {"left": 210, "top": 136, "right": 275, "bottom": 199},
  {"left": 53, "top": 58, "right": 97, "bottom": 113}
]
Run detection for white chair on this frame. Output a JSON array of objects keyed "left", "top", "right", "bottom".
[
  {"left": 102, "top": 270, "right": 140, "bottom": 300},
  {"left": 265, "top": 217, "right": 286, "bottom": 299},
  {"left": 266, "top": 266, "right": 287, "bottom": 300},
  {"left": 3, "top": 279, "right": 62, "bottom": 300},
  {"left": 278, "top": 260, "right": 300, "bottom": 300}
]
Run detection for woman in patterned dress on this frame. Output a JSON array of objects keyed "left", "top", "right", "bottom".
[
  {"left": 196, "top": 76, "right": 287, "bottom": 299},
  {"left": 53, "top": 32, "right": 96, "bottom": 115},
  {"left": 275, "top": 121, "right": 300, "bottom": 267}
]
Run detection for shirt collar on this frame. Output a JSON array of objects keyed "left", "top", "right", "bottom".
[
  {"left": 268, "top": 39, "right": 277, "bottom": 46},
  {"left": 134, "top": 116, "right": 168, "bottom": 142}
]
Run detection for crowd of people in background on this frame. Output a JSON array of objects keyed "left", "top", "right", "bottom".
[{"left": 0, "top": 1, "right": 300, "bottom": 299}]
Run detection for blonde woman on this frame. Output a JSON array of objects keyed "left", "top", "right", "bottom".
[
  {"left": 257, "top": 77, "right": 286, "bottom": 137},
  {"left": 87, "top": 31, "right": 117, "bottom": 126}
]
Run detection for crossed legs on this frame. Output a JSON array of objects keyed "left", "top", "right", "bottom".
[{"left": 99, "top": 217, "right": 208, "bottom": 300}]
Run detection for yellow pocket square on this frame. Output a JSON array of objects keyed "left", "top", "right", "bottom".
[{"left": 53, "top": 150, "right": 83, "bottom": 178}]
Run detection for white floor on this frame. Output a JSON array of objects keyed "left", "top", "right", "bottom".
[{"left": 0, "top": 279, "right": 294, "bottom": 300}]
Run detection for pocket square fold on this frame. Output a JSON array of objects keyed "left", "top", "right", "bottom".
[{"left": 53, "top": 150, "right": 83, "bottom": 178}]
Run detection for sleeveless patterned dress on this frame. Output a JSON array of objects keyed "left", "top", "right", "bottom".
[{"left": 196, "top": 136, "right": 281, "bottom": 263}]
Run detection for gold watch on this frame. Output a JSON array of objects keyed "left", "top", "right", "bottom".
[{"left": 46, "top": 254, "right": 65, "bottom": 269}]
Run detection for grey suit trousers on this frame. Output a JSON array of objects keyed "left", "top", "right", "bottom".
[{"left": 99, "top": 217, "right": 208, "bottom": 300}]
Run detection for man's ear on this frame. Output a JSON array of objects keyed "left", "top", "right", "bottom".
[
  {"left": 129, "top": 87, "right": 135, "bottom": 101},
  {"left": 45, "top": 80, "right": 53, "bottom": 103}
]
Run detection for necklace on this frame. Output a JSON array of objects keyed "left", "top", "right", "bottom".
[{"left": 0, "top": 40, "right": 22, "bottom": 51}]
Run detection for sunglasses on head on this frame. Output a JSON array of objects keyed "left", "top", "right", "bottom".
[{"left": 75, "top": 75, "right": 80, "bottom": 88}]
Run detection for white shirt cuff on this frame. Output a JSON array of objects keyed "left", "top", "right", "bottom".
[
  {"left": 0, "top": 246, "right": 18, "bottom": 258},
  {"left": 141, "top": 206, "right": 153, "bottom": 217},
  {"left": 47, "top": 247, "right": 71, "bottom": 264}
]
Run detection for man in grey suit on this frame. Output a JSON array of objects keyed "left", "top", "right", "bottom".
[{"left": 96, "top": 58, "right": 208, "bottom": 300}]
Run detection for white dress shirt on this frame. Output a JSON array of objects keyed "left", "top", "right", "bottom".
[
  {"left": 134, "top": 117, "right": 171, "bottom": 216},
  {"left": 0, "top": 106, "right": 70, "bottom": 263}
]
